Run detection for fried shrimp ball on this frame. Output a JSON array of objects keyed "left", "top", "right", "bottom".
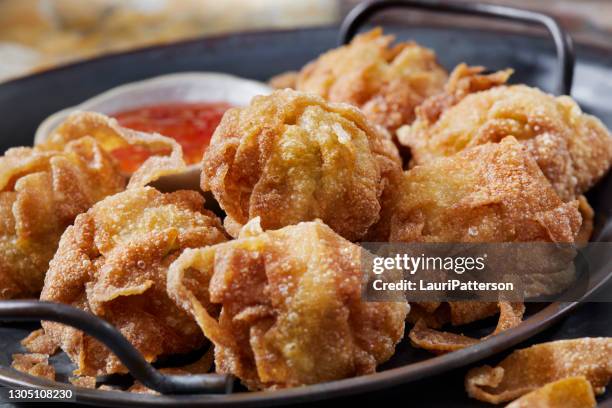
[
  {"left": 0, "top": 137, "right": 124, "bottom": 299},
  {"left": 40, "top": 186, "right": 227, "bottom": 376},
  {"left": 389, "top": 137, "right": 582, "bottom": 243},
  {"left": 398, "top": 64, "right": 612, "bottom": 201},
  {"left": 272, "top": 28, "right": 447, "bottom": 132},
  {"left": 202, "top": 89, "right": 402, "bottom": 241},
  {"left": 167, "top": 219, "right": 408, "bottom": 390}
]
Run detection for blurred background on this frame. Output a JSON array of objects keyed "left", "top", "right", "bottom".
[{"left": 0, "top": 0, "right": 610, "bottom": 83}]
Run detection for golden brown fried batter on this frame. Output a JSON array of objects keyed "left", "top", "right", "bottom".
[
  {"left": 22, "top": 329, "right": 58, "bottom": 355},
  {"left": 394, "top": 138, "right": 580, "bottom": 354},
  {"left": 11, "top": 353, "right": 55, "bottom": 381},
  {"left": 409, "top": 319, "right": 478, "bottom": 353},
  {"left": 280, "top": 28, "right": 447, "bottom": 132},
  {"left": 406, "top": 302, "right": 449, "bottom": 329},
  {"left": 389, "top": 137, "right": 582, "bottom": 243},
  {"left": 40, "top": 186, "right": 227, "bottom": 376},
  {"left": 0, "top": 137, "right": 125, "bottom": 299},
  {"left": 576, "top": 195, "right": 594, "bottom": 244},
  {"left": 43, "top": 111, "right": 189, "bottom": 186},
  {"left": 409, "top": 302, "right": 525, "bottom": 354},
  {"left": 202, "top": 89, "right": 402, "bottom": 241},
  {"left": 167, "top": 219, "right": 409, "bottom": 390},
  {"left": 447, "top": 301, "right": 500, "bottom": 326},
  {"left": 0, "top": 111, "right": 187, "bottom": 300},
  {"left": 398, "top": 64, "right": 612, "bottom": 201},
  {"left": 407, "top": 301, "right": 527, "bottom": 355},
  {"left": 505, "top": 377, "right": 596, "bottom": 408},
  {"left": 70, "top": 376, "right": 97, "bottom": 389},
  {"left": 465, "top": 338, "right": 612, "bottom": 404},
  {"left": 407, "top": 302, "right": 501, "bottom": 329}
]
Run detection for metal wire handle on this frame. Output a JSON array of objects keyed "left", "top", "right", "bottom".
[
  {"left": 339, "top": 0, "right": 575, "bottom": 95},
  {"left": 0, "top": 300, "right": 233, "bottom": 395}
]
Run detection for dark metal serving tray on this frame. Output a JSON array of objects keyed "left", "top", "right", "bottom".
[{"left": 0, "top": 1, "right": 610, "bottom": 406}]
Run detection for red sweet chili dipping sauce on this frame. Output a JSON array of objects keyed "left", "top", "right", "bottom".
[{"left": 111, "top": 101, "right": 232, "bottom": 173}]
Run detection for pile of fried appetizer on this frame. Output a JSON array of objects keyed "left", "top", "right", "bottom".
[{"left": 3, "top": 28, "right": 611, "bottom": 406}]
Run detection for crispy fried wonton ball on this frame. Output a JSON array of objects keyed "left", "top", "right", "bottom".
[
  {"left": 0, "top": 137, "right": 124, "bottom": 299},
  {"left": 275, "top": 28, "right": 447, "bottom": 132},
  {"left": 202, "top": 89, "right": 402, "bottom": 241},
  {"left": 40, "top": 186, "right": 227, "bottom": 376},
  {"left": 0, "top": 111, "right": 189, "bottom": 300},
  {"left": 168, "top": 219, "right": 409, "bottom": 390},
  {"left": 389, "top": 136, "right": 582, "bottom": 243},
  {"left": 396, "top": 138, "right": 581, "bottom": 353},
  {"left": 398, "top": 64, "right": 612, "bottom": 201}
]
